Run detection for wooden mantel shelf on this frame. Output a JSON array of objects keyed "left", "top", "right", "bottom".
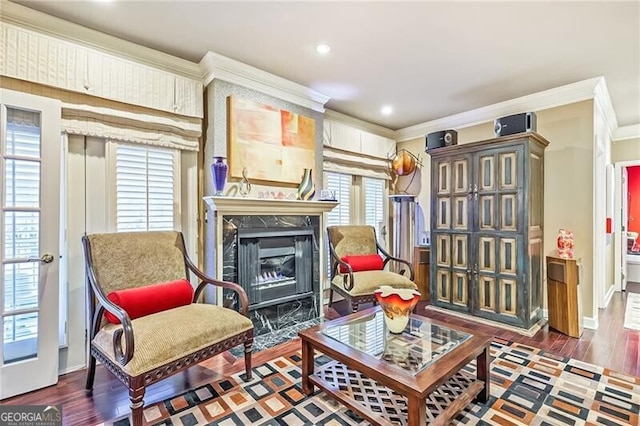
[{"left": 203, "top": 196, "right": 338, "bottom": 216}]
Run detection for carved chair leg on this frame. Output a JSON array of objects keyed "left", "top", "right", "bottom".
[
  {"left": 244, "top": 340, "right": 253, "bottom": 381},
  {"left": 328, "top": 287, "right": 334, "bottom": 307},
  {"left": 129, "top": 387, "right": 145, "bottom": 426},
  {"left": 85, "top": 352, "right": 97, "bottom": 390}
]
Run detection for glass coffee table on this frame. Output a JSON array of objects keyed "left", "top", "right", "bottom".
[{"left": 299, "top": 306, "right": 491, "bottom": 426}]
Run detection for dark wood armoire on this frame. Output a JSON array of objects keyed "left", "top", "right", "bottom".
[{"left": 429, "top": 132, "right": 548, "bottom": 330}]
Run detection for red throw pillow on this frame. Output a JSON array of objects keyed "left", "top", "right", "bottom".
[
  {"left": 104, "top": 279, "right": 194, "bottom": 324},
  {"left": 339, "top": 254, "right": 384, "bottom": 273}
]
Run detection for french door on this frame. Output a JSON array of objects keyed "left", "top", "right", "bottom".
[{"left": 0, "top": 89, "right": 61, "bottom": 399}]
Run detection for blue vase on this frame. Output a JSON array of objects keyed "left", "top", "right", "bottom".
[
  {"left": 297, "top": 168, "right": 315, "bottom": 200},
  {"left": 211, "top": 156, "right": 228, "bottom": 196}
]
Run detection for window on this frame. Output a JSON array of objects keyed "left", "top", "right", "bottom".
[
  {"left": 325, "top": 172, "right": 351, "bottom": 227},
  {"left": 363, "top": 177, "right": 385, "bottom": 239},
  {"left": 113, "top": 144, "right": 179, "bottom": 232},
  {"left": 324, "top": 172, "right": 388, "bottom": 279}
]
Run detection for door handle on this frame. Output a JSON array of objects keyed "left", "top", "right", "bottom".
[{"left": 27, "top": 253, "right": 55, "bottom": 264}]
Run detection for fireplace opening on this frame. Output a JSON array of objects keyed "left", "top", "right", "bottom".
[{"left": 238, "top": 227, "right": 314, "bottom": 310}]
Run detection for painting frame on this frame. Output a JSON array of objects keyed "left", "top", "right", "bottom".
[{"left": 227, "top": 96, "right": 316, "bottom": 185}]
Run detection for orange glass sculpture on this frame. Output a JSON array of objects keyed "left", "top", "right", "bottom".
[{"left": 374, "top": 286, "right": 421, "bottom": 334}]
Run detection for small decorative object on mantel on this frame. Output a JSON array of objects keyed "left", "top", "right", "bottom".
[
  {"left": 238, "top": 167, "right": 251, "bottom": 197},
  {"left": 557, "top": 228, "right": 575, "bottom": 259},
  {"left": 319, "top": 189, "right": 336, "bottom": 201},
  {"left": 297, "top": 168, "right": 315, "bottom": 200},
  {"left": 211, "top": 156, "right": 228, "bottom": 196},
  {"left": 374, "top": 286, "right": 421, "bottom": 334}
]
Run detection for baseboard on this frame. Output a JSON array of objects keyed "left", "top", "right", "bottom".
[
  {"left": 59, "top": 363, "right": 85, "bottom": 375},
  {"left": 583, "top": 316, "right": 598, "bottom": 330},
  {"left": 603, "top": 285, "right": 615, "bottom": 309},
  {"left": 425, "top": 305, "right": 547, "bottom": 337}
]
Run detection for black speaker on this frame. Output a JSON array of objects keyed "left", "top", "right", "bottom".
[
  {"left": 494, "top": 112, "right": 537, "bottom": 137},
  {"left": 426, "top": 130, "right": 457, "bottom": 151}
]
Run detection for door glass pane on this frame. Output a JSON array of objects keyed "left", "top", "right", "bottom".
[
  {"left": 4, "top": 159, "right": 40, "bottom": 208},
  {"left": 3, "top": 262, "right": 39, "bottom": 311},
  {"left": 4, "top": 211, "right": 39, "bottom": 259},
  {"left": 5, "top": 109, "right": 41, "bottom": 158},
  {"left": 3, "top": 313, "right": 38, "bottom": 363},
  {"left": 2, "top": 107, "right": 42, "bottom": 364}
]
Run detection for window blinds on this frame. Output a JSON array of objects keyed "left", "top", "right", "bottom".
[{"left": 115, "top": 144, "right": 176, "bottom": 232}]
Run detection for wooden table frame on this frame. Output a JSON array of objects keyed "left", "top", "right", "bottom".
[{"left": 299, "top": 307, "right": 491, "bottom": 426}]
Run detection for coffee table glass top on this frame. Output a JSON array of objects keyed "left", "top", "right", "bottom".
[{"left": 321, "top": 311, "right": 471, "bottom": 375}]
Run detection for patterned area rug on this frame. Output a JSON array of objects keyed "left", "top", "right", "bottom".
[
  {"left": 624, "top": 292, "right": 640, "bottom": 331},
  {"left": 98, "top": 338, "right": 640, "bottom": 425}
]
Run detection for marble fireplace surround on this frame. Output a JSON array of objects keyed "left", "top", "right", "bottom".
[{"left": 203, "top": 196, "right": 337, "bottom": 338}]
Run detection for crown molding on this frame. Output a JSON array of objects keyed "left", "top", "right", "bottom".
[
  {"left": 324, "top": 109, "right": 396, "bottom": 140},
  {"left": 199, "top": 51, "right": 330, "bottom": 112},
  {"left": 614, "top": 124, "right": 640, "bottom": 141},
  {"left": 0, "top": 0, "right": 202, "bottom": 80},
  {"left": 593, "top": 77, "right": 619, "bottom": 139},
  {"left": 395, "top": 77, "right": 607, "bottom": 142}
]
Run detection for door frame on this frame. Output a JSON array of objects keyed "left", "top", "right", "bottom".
[{"left": 614, "top": 161, "right": 640, "bottom": 291}]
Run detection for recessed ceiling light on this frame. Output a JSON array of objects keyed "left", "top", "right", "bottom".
[
  {"left": 316, "top": 43, "right": 331, "bottom": 55},
  {"left": 381, "top": 105, "right": 393, "bottom": 115}
]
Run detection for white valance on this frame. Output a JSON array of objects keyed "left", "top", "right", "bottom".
[
  {"left": 323, "top": 146, "right": 392, "bottom": 180},
  {"left": 61, "top": 102, "right": 201, "bottom": 151}
]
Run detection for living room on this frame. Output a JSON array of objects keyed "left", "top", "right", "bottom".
[{"left": 1, "top": 1, "right": 639, "bottom": 425}]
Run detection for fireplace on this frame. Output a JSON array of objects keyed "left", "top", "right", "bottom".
[
  {"left": 203, "top": 197, "right": 337, "bottom": 338},
  {"left": 238, "top": 227, "right": 313, "bottom": 310}
]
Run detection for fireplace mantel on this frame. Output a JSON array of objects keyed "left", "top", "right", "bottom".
[{"left": 204, "top": 196, "right": 338, "bottom": 216}]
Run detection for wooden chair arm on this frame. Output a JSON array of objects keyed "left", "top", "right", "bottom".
[
  {"left": 185, "top": 255, "right": 250, "bottom": 317},
  {"left": 86, "top": 280, "right": 134, "bottom": 366},
  {"left": 82, "top": 236, "right": 135, "bottom": 366},
  {"left": 377, "top": 241, "right": 414, "bottom": 280},
  {"left": 329, "top": 240, "right": 355, "bottom": 291}
]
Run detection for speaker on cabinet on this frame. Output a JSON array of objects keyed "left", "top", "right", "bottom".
[
  {"left": 426, "top": 130, "right": 457, "bottom": 151},
  {"left": 494, "top": 112, "right": 537, "bottom": 137}
]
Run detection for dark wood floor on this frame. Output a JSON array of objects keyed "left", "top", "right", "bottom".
[{"left": 4, "top": 288, "right": 639, "bottom": 426}]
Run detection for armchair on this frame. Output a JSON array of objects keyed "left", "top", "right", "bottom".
[
  {"left": 327, "top": 225, "right": 418, "bottom": 312},
  {"left": 83, "top": 231, "right": 253, "bottom": 426}
]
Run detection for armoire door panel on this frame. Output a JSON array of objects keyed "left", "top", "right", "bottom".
[
  {"left": 453, "top": 160, "right": 468, "bottom": 194},
  {"left": 500, "top": 194, "right": 517, "bottom": 231},
  {"left": 453, "top": 196, "right": 469, "bottom": 229},
  {"left": 478, "top": 276, "right": 496, "bottom": 313},
  {"left": 500, "top": 237, "right": 518, "bottom": 275},
  {"left": 452, "top": 272, "right": 468, "bottom": 308},
  {"left": 437, "top": 197, "right": 451, "bottom": 229},
  {"left": 436, "top": 270, "right": 451, "bottom": 303},
  {"left": 436, "top": 235, "right": 450, "bottom": 267},
  {"left": 499, "top": 278, "right": 518, "bottom": 317},
  {"left": 529, "top": 238, "right": 543, "bottom": 318},
  {"left": 479, "top": 195, "right": 496, "bottom": 230},
  {"left": 479, "top": 155, "right": 495, "bottom": 191},
  {"left": 437, "top": 162, "right": 451, "bottom": 194},
  {"left": 478, "top": 236, "right": 496, "bottom": 272},
  {"left": 453, "top": 234, "right": 468, "bottom": 268},
  {"left": 499, "top": 152, "right": 518, "bottom": 190}
]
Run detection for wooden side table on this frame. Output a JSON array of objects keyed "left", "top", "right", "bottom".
[
  {"left": 546, "top": 256, "right": 582, "bottom": 338},
  {"left": 413, "top": 246, "right": 431, "bottom": 301}
]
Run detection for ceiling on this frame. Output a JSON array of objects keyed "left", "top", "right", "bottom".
[{"left": 11, "top": 1, "right": 640, "bottom": 130}]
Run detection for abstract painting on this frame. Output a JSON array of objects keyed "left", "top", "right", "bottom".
[{"left": 227, "top": 96, "right": 316, "bottom": 184}]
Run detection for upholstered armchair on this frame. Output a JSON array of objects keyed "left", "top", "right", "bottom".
[
  {"left": 83, "top": 231, "right": 253, "bottom": 426},
  {"left": 327, "top": 225, "right": 418, "bottom": 312}
]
